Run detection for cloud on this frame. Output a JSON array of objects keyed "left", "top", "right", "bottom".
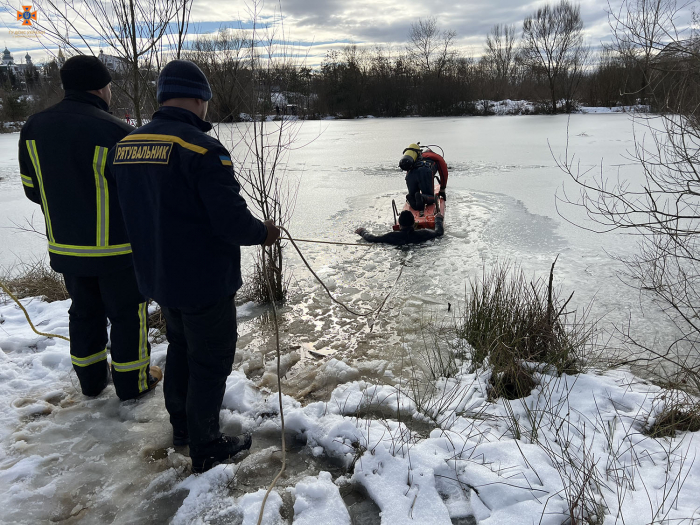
[{"left": 2, "top": 0, "right": 692, "bottom": 66}]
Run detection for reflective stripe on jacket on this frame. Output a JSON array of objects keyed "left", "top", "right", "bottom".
[{"left": 18, "top": 91, "right": 135, "bottom": 276}]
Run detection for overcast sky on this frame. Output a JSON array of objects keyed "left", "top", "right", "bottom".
[{"left": 0, "top": 0, "right": 667, "bottom": 66}]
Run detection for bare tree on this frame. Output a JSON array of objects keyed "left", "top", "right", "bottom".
[
  {"left": 521, "top": 0, "right": 589, "bottom": 113},
  {"left": 186, "top": 28, "right": 252, "bottom": 122},
  {"left": 407, "top": 17, "right": 457, "bottom": 78},
  {"left": 226, "top": 0, "right": 306, "bottom": 303},
  {"left": 5, "top": 0, "right": 192, "bottom": 125},
  {"left": 607, "top": 0, "right": 684, "bottom": 106},
  {"left": 484, "top": 24, "right": 519, "bottom": 89},
  {"left": 557, "top": 1, "right": 700, "bottom": 388}
]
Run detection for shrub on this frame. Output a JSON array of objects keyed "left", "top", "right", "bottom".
[
  {"left": 1, "top": 260, "right": 68, "bottom": 302},
  {"left": 645, "top": 390, "right": 700, "bottom": 438},
  {"left": 459, "top": 259, "right": 595, "bottom": 398}
]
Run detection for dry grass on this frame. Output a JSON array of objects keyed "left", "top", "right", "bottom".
[
  {"left": 458, "top": 259, "right": 596, "bottom": 400},
  {"left": 1, "top": 260, "right": 68, "bottom": 302},
  {"left": 645, "top": 390, "right": 700, "bottom": 438},
  {"left": 148, "top": 303, "right": 167, "bottom": 344}
]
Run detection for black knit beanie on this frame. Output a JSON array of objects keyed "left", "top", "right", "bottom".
[
  {"left": 399, "top": 210, "right": 415, "bottom": 228},
  {"left": 157, "top": 60, "right": 212, "bottom": 104},
  {"left": 60, "top": 55, "right": 112, "bottom": 91}
]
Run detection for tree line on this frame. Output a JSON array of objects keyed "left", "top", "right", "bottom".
[{"left": 1, "top": 0, "right": 698, "bottom": 124}]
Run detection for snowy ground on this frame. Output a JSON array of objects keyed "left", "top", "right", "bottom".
[
  {"left": 2, "top": 294, "right": 700, "bottom": 524},
  {"left": 2, "top": 113, "right": 695, "bottom": 523}
]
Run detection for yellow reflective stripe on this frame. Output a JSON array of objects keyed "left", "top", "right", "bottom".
[
  {"left": 111, "top": 356, "right": 150, "bottom": 372},
  {"left": 138, "top": 302, "right": 148, "bottom": 392},
  {"left": 93, "top": 146, "right": 110, "bottom": 247},
  {"left": 71, "top": 349, "right": 108, "bottom": 367},
  {"left": 26, "top": 140, "right": 54, "bottom": 242},
  {"left": 138, "top": 302, "right": 147, "bottom": 361},
  {"left": 21, "top": 173, "right": 34, "bottom": 187},
  {"left": 139, "top": 367, "right": 147, "bottom": 392},
  {"left": 48, "top": 242, "right": 132, "bottom": 257},
  {"left": 122, "top": 134, "right": 208, "bottom": 155}
]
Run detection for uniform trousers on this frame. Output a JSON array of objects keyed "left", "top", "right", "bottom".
[
  {"left": 63, "top": 265, "right": 151, "bottom": 400},
  {"left": 161, "top": 295, "right": 237, "bottom": 446}
]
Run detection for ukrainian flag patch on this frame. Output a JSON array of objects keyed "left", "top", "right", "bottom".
[
  {"left": 114, "top": 142, "right": 173, "bottom": 165},
  {"left": 220, "top": 155, "right": 233, "bottom": 166}
]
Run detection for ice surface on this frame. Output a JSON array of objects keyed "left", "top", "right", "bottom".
[{"left": 2, "top": 115, "right": 697, "bottom": 523}]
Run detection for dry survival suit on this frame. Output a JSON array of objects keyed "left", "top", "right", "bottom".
[
  {"left": 18, "top": 90, "right": 155, "bottom": 400},
  {"left": 108, "top": 105, "right": 268, "bottom": 449}
]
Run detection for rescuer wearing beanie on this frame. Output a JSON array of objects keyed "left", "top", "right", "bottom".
[
  {"left": 108, "top": 59, "right": 281, "bottom": 473},
  {"left": 18, "top": 55, "right": 162, "bottom": 401}
]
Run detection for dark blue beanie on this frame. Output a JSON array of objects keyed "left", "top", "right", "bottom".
[{"left": 157, "top": 60, "right": 212, "bottom": 104}]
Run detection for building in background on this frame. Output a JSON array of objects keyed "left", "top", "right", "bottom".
[
  {"left": 98, "top": 50, "right": 129, "bottom": 73},
  {"left": 0, "top": 48, "right": 35, "bottom": 75}
]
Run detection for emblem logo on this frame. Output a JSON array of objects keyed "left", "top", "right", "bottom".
[{"left": 16, "top": 5, "right": 37, "bottom": 26}]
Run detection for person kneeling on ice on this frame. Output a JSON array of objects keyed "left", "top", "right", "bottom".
[
  {"left": 355, "top": 210, "right": 444, "bottom": 245},
  {"left": 399, "top": 143, "right": 435, "bottom": 212},
  {"left": 108, "top": 60, "right": 281, "bottom": 473}
]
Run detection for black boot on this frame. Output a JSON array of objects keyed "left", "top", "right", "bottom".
[
  {"left": 190, "top": 433, "right": 252, "bottom": 473},
  {"left": 173, "top": 426, "right": 190, "bottom": 447}
]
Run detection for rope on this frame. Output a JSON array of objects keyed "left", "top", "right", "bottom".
[
  {"left": 256, "top": 248, "right": 286, "bottom": 525},
  {"left": 0, "top": 279, "right": 70, "bottom": 341},
  {"left": 280, "top": 226, "right": 386, "bottom": 318},
  {"left": 282, "top": 236, "right": 374, "bottom": 247},
  {"left": 256, "top": 227, "right": 404, "bottom": 523}
]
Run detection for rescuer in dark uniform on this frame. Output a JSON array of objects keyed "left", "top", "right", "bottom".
[
  {"left": 399, "top": 143, "right": 436, "bottom": 211},
  {"left": 355, "top": 210, "right": 444, "bottom": 245},
  {"left": 108, "top": 60, "right": 281, "bottom": 473},
  {"left": 18, "top": 55, "right": 161, "bottom": 401}
]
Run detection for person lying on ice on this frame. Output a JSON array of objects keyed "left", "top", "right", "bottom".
[{"left": 355, "top": 210, "right": 444, "bottom": 245}]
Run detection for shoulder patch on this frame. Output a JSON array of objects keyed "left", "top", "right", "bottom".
[
  {"left": 219, "top": 155, "right": 232, "bottom": 166},
  {"left": 114, "top": 141, "right": 173, "bottom": 165}
]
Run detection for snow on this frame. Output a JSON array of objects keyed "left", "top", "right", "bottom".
[
  {"left": 579, "top": 105, "right": 651, "bottom": 113},
  {"left": 289, "top": 471, "right": 350, "bottom": 524},
  {"left": 2, "top": 114, "right": 699, "bottom": 522},
  {"left": 3, "top": 292, "right": 700, "bottom": 523}
]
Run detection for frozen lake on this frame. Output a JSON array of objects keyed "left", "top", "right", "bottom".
[
  {"left": 0, "top": 114, "right": 676, "bottom": 380},
  {"left": 0, "top": 113, "right": 690, "bottom": 524}
]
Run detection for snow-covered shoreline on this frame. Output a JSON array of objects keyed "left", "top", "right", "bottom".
[{"left": 2, "top": 293, "right": 699, "bottom": 524}]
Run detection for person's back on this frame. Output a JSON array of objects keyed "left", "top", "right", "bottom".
[
  {"left": 18, "top": 55, "right": 161, "bottom": 402},
  {"left": 109, "top": 105, "right": 264, "bottom": 308},
  {"left": 109, "top": 60, "right": 280, "bottom": 473},
  {"left": 20, "top": 88, "right": 134, "bottom": 274},
  {"left": 399, "top": 143, "right": 436, "bottom": 211}
]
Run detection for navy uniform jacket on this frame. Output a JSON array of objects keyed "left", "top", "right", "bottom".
[
  {"left": 18, "top": 91, "right": 135, "bottom": 275},
  {"left": 359, "top": 216, "right": 444, "bottom": 246},
  {"left": 108, "top": 106, "right": 267, "bottom": 308}
]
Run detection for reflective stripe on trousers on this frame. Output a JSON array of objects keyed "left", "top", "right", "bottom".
[
  {"left": 71, "top": 349, "right": 108, "bottom": 367},
  {"left": 112, "top": 302, "right": 150, "bottom": 392},
  {"left": 20, "top": 173, "right": 34, "bottom": 188}
]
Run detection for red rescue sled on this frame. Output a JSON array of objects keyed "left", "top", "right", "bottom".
[{"left": 392, "top": 145, "right": 448, "bottom": 231}]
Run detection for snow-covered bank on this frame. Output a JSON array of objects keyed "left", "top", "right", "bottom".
[{"left": 2, "top": 293, "right": 700, "bottom": 524}]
